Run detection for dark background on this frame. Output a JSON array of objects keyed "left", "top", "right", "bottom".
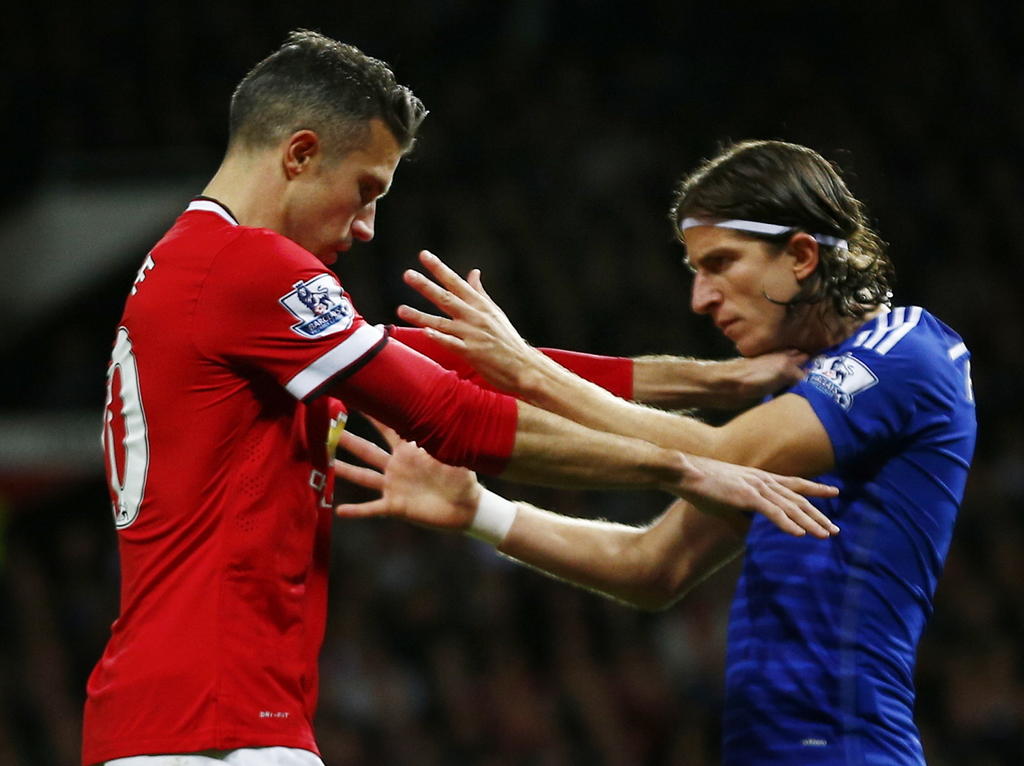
[{"left": 1, "top": 2, "right": 1021, "bottom": 764}]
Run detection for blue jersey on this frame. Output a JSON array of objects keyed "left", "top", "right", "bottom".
[{"left": 722, "top": 307, "right": 976, "bottom": 765}]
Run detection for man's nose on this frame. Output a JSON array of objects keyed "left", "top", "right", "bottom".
[
  {"left": 351, "top": 202, "right": 376, "bottom": 242},
  {"left": 690, "top": 273, "right": 720, "bottom": 314}
]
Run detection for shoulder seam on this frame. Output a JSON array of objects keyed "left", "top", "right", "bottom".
[{"left": 853, "top": 307, "right": 923, "bottom": 356}]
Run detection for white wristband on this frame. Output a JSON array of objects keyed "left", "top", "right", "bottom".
[{"left": 466, "top": 488, "right": 518, "bottom": 546}]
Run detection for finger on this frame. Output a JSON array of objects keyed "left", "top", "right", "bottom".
[
  {"left": 362, "top": 415, "right": 404, "bottom": 450},
  {"left": 396, "top": 307, "right": 468, "bottom": 353},
  {"left": 763, "top": 483, "right": 836, "bottom": 538},
  {"left": 402, "top": 270, "right": 468, "bottom": 319},
  {"left": 333, "top": 459, "right": 385, "bottom": 491},
  {"left": 469, "top": 270, "right": 501, "bottom": 309},
  {"left": 337, "top": 430, "right": 392, "bottom": 469},
  {"left": 396, "top": 304, "right": 457, "bottom": 335},
  {"left": 424, "top": 327, "right": 469, "bottom": 354},
  {"left": 335, "top": 498, "right": 392, "bottom": 518},
  {"left": 785, "top": 355, "right": 810, "bottom": 377},
  {"left": 777, "top": 475, "right": 840, "bottom": 499},
  {"left": 467, "top": 268, "right": 491, "bottom": 299},
  {"left": 783, "top": 487, "right": 839, "bottom": 535},
  {"left": 757, "top": 494, "right": 807, "bottom": 537},
  {"left": 396, "top": 306, "right": 470, "bottom": 354},
  {"left": 775, "top": 491, "right": 831, "bottom": 539},
  {"left": 419, "top": 250, "right": 479, "bottom": 302}
]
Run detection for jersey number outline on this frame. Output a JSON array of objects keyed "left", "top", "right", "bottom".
[
  {"left": 960, "top": 359, "right": 974, "bottom": 403},
  {"left": 103, "top": 327, "right": 150, "bottom": 529}
]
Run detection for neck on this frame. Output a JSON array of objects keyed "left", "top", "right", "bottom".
[
  {"left": 201, "top": 149, "right": 285, "bottom": 231},
  {"left": 787, "top": 303, "right": 887, "bottom": 354}
]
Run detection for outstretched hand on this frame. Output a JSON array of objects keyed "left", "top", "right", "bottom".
[
  {"left": 676, "top": 454, "right": 839, "bottom": 538},
  {"left": 334, "top": 420, "right": 838, "bottom": 540},
  {"left": 398, "top": 250, "right": 540, "bottom": 393},
  {"left": 333, "top": 420, "right": 482, "bottom": 532}
]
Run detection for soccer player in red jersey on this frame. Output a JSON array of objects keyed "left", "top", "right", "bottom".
[{"left": 88, "top": 33, "right": 837, "bottom": 766}]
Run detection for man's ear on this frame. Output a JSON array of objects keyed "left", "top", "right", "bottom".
[
  {"left": 283, "top": 130, "right": 321, "bottom": 179},
  {"left": 787, "top": 232, "right": 820, "bottom": 281}
]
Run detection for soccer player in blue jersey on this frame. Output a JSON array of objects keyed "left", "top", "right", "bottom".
[{"left": 334, "top": 140, "right": 977, "bottom": 764}]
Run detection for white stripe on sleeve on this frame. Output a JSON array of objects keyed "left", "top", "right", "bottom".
[{"left": 285, "top": 324, "right": 385, "bottom": 399}]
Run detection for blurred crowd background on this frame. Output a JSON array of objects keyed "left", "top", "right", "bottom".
[{"left": 2, "top": 2, "right": 1022, "bottom": 764}]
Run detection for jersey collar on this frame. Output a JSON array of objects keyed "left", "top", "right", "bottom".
[{"left": 187, "top": 196, "right": 239, "bottom": 226}]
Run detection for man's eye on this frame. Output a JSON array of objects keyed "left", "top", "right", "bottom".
[{"left": 704, "top": 256, "right": 728, "bottom": 273}]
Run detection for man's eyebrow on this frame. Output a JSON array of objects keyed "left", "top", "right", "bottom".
[{"left": 688, "top": 246, "right": 736, "bottom": 268}]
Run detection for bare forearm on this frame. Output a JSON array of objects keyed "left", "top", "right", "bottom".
[
  {"left": 503, "top": 400, "right": 694, "bottom": 491},
  {"left": 632, "top": 355, "right": 744, "bottom": 408},
  {"left": 496, "top": 499, "right": 745, "bottom": 610},
  {"left": 513, "top": 356, "right": 837, "bottom": 484},
  {"left": 515, "top": 354, "right": 720, "bottom": 458},
  {"left": 499, "top": 504, "right": 669, "bottom": 608}
]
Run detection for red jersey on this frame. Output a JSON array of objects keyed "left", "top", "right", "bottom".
[{"left": 85, "top": 199, "right": 517, "bottom": 763}]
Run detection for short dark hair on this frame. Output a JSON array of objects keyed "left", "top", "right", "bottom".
[
  {"left": 228, "top": 29, "right": 427, "bottom": 157},
  {"left": 670, "top": 140, "right": 893, "bottom": 319}
]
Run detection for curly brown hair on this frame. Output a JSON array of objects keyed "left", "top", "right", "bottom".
[{"left": 670, "top": 140, "right": 893, "bottom": 318}]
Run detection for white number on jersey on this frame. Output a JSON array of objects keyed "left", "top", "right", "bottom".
[
  {"left": 948, "top": 342, "right": 974, "bottom": 403},
  {"left": 103, "top": 327, "right": 150, "bottom": 528},
  {"left": 130, "top": 254, "right": 155, "bottom": 295}
]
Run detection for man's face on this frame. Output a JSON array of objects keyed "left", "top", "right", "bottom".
[
  {"left": 282, "top": 118, "right": 403, "bottom": 265},
  {"left": 684, "top": 226, "right": 801, "bottom": 356}
]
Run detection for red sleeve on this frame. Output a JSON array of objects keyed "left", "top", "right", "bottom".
[
  {"left": 330, "top": 339, "right": 518, "bottom": 476},
  {"left": 536, "top": 348, "right": 634, "bottom": 400},
  {"left": 387, "top": 326, "right": 476, "bottom": 377},
  {"left": 194, "top": 229, "right": 386, "bottom": 400},
  {"left": 387, "top": 326, "right": 634, "bottom": 399}
]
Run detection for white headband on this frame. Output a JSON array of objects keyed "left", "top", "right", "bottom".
[{"left": 680, "top": 217, "right": 848, "bottom": 250}]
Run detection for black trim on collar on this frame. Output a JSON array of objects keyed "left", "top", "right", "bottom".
[{"left": 191, "top": 196, "right": 240, "bottom": 225}]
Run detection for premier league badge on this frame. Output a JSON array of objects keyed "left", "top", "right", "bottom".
[
  {"left": 806, "top": 353, "right": 878, "bottom": 410},
  {"left": 279, "top": 275, "right": 355, "bottom": 338}
]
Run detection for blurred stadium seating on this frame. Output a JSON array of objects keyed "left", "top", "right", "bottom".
[{"left": 2, "top": 3, "right": 1021, "bottom": 763}]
